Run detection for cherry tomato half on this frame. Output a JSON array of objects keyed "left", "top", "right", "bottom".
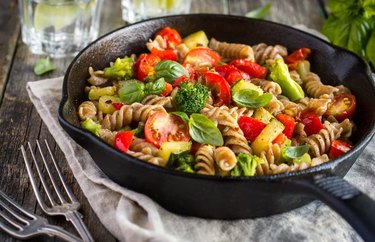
[
  {"left": 204, "top": 72, "right": 231, "bottom": 106},
  {"left": 114, "top": 131, "right": 134, "bottom": 152},
  {"left": 183, "top": 48, "right": 221, "bottom": 68},
  {"left": 160, "top": 82, "right": 173, "bottom": 96},
  {"left": 215, "top": 64, "right": 250, "bottom": 85},
  {"left": 324, "top": 93, "right": 356, "bottom": 122},
  {"left": 285, "top": 48, "right": 311, "bottom": 70},
  {"left": 134, "top": 53, "right": 161, "bottom": 81},
  {"left": 156, "top": 27, "right": 182, "bottom": 49},
  {"left": 145, "top": 111, "right": 190, "bottom": 148},
  {"left": 230, "top": 59, "right": 268, "bottom": 79},
  {"left": 238, "top": 116, "right": 266, "bottom": 142},
  {"left": 329, "top": 139, "right": 353, "bottom": 159},
  {"left": 299, "top": 111, "right": 323, "bottom": 136}
]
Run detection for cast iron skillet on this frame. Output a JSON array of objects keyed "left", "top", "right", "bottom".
[{"left": 58, "top": 14, "right": 375, "bottom": 240}]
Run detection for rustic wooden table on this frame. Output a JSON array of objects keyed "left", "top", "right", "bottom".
[{"left": 0, "top": 0, "right": 325, "bottom": 241}]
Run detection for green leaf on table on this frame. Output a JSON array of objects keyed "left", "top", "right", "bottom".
[
  {"left": 33, "top": 57, "right": 56, "bottom": 76},
  {"left": 245, "top": 3, "right": 271, "bottom": 20},
  {"left": 366, "top": 29, "right": 375, "bottom": 69},
  {"left": 363, "top": 0, "right": 375, "bottom": 18},
  {"left": 327, "top": 0, "right": 359, "bottom": 18}
]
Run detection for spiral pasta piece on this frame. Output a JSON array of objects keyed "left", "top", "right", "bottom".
[
  {"left": 257, "top": 144, "right": 281, "bottom": 175},
  {"left": 87, "top": 66, "right": 108, "bottom": 86},
  {"left": 305, "top": 121, "right": 343, "bottom": 157},
  {"left": 101, "top": 103, "right": 166, "bottom": 131},
  {"left": 289, "top": 70, "right": 303, "bottom": 85},
  {"left": 252, "top": 43, "right": 288, "bottom": 65},
  {"left": 127, "top": 150, "right": 164, "bottom": 166},
  {"left": 99, "top": 129, "right": 117, "bottom": 145},
  {"left": 278, "top": 95, "right": 306, "bottom": 117},
  {"left": 195, "top": 145, "right": 215, "bottom": 175},
  {"left": 141, "top": 95, "right": 174, "bottom": 109},
  {"left": 78, "top": 101, "right": 97, "bottom": 121},
  {"left": 251, "top": 78, "right": 282, "bottom": 95},
  {"left": 303, "top": 72, "right": 339, "bottom": 98},
  {"left": 265, "top": 95, "right": 284, "bottom": 115},
  {"left": 176, "top": 43, "right": 189, "bottom": 61},
  {"left": 130, "top": 137, "right": 159, "bottom": 156},
  {"left": 146, "top": 35, "right": 167, "bottom": 51},
  {"left": 209, "top": 38, "right": 254, "bottom": 61},
  {"left": 213, "top": 146, "right": 237, "bottom": 172}
]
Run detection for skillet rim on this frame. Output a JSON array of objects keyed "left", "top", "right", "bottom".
[{"left": 58, "top": 13, "right": 375, "bottom": 182}]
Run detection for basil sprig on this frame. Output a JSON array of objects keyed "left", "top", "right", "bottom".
[
  {"left": 282, "top": 145, "right": 309, "bottom": 160},
  {"left": 118, "top": 78, "right": 166, "bottom": 104},
  {"left": 232, "top": 89, "right": 273, "bottom": 109},
  {"left": 171, "top": 111, "right": 190, "bottom": 124},
  {"left": 188, "top": 113, "right": 224, "bottom": 146},
  {"left": 154, "top": 60, "right": 189, "bottom": 83}
]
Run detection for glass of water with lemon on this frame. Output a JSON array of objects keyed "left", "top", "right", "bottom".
[
  {"left": 121, "top": 0, "right": 191, "bottom": 23},
  {"left": 18, "top": 0, "right": 103, "bottom": 58}
]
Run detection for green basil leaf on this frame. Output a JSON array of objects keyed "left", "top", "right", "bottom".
[
  {"left": 364, "top": 0, "right": 375, "bottom": 17},
  {"left": 327, "top": 0, "right": 359, "bottom": 18},
  {"left": 233, "top": 89, "right": 273, "bottom": 109},
  {"left": 366, "top": 30, "right": 375, "bottom": 69},
  {"left": 154, "top": 60, "right": 189, "bottom": 83},
  {"left": 188, "top": 113, "right": 223, "bottom": 146},
  {"left": 171, "top": 111, "right": 190, "bottom": 124},
  {"left": 118, "top": 80, "right": 145, "bottom": 104},
  {"left": 282, "top": 145, "right": 309, "bottom": 159},
  {"left": 33, "top": 57, "right": 56, "bottom": 76},
  {"left": 245, "top": 3, "right": 271, "bottom": 20},
  {"left": 145, "top": 78, "right": 166, "bottom": 95}
]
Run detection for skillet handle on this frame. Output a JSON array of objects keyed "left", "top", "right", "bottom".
[{"left": 290, "top": 173, "right": 375, "bottom": 242}]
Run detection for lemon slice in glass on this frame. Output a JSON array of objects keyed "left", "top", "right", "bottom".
[{"left": 34, "top": 2, "right": 78, "bottom": 31}]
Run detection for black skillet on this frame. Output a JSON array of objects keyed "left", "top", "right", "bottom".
[{"left": 58, "top": 14, "right": 375, "bottom": 241}]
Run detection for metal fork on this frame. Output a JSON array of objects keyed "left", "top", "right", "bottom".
[
  {"left": 21, "top": 140, "right": 94, "bottom": 242},
  {"left": 0, "top": 190, "right": 82, "bottom": 241}
]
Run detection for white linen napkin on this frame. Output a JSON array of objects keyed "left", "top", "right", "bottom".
[{"left": 26, "top": 74, "right": 375, "bottom": 242}]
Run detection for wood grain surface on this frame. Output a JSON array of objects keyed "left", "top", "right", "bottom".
[{"left": 0, "top": 0, "right": 325, "bottom": 241}]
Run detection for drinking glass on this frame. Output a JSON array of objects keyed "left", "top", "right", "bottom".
[
  {"left": 18, "top": 0, "right": 103, "bottom": 58},
  {"left": 121, "top": 0, "right": 192, "bottom": 23}
]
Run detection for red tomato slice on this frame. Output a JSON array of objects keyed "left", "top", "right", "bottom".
[
  {"left": 173, "top": 75, "right": 189, "bottom": 87},
  {"left": 114, "top": 131, "right": 134, "bottom": 152},
  {"left": 230, "top": 59, "right": 268, "bottom": 79},
  {"left": 238, "top": 116, "right": 266, "bottom": 142},
  {"left": 204, "top": 72, "right": 231, "bottom": 106},
  {"left": 276, "top": 113, "right": 296, "bottom": 139},
  {"left": 285, "top": 48, "right": 311, "bottom": 70},
  {"left": 183, "top": 48, "right": 221, "bottom": 68},
  {"left": 156, "top": 27, "right": 182, "bottom": 49},
  {"left": 145, "top": 111, "right": 190, "bottom": 148},
  {"left": 299, "top": 111, "right": 323, "bottom": 136},
  {"left": 215, "top": 64, "right": 250, "bottom": 85},
  {"left": 151, "top": 48, "right": 178, "bottom": 61},
  {"left": 324, "top": 93, "right": 356, "bottom": 122},
  {"left": 135, "top": 53, "right": 161, "bottom": 81},
  {"left": 161, "top": 82, "right": 173, "bottom": 96},
  {"left": 329, "top": 139, "right": 353, "bottom": 159}
]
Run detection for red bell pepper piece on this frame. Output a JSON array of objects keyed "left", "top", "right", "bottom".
[
  {"left": 238, "top": 116, "right": 266, "bottom": 142},
  {"left": 112, "top": 102, "right": 124, "bottom": 110},
  {"left": 276, "top": 113, "right": 296, "bottom": 139},
  {"left": 204, "top": 72, "right": 231, "bottom": 106},
  {"left": 285, "top": 48, "right": 311, "bottom": 70},
  {"left": 230, "top": 59, "right": 268, "bottom": 79},
  {"left": 299, "top": 111, "right": 323, "bottom": 136},
  {"left": 161, "top": 82, "right": 173, "bottom": 96},
  {"left": 329, "top": 139, "right": 352, "bottom": 159},
  {"left": 114, "top": 131, "right": 135, "bottom": 152},
  {"left": 214, "top": 64, "right": 250, "bottom": 85},
  {"left": 150, "top": 48, "right": 178, "bottom": 61}
]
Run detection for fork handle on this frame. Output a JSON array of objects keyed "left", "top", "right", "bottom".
[
  {"left": 41, "top": 224, "right": 83, "bottom": 242},
  {"left": 66, "top": 211, "right": 94, "bottom": 242}
]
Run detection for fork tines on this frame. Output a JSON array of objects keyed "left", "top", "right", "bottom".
[{"left": 21, "top": 140, "right": 79, "bottom": 213}]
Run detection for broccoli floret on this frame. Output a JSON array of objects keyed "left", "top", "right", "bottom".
[
  {"left": 81, "top": 118, "right": 101, "bottom": 136},
  {"left": 167, "top": 151, "right": 195, "bottom": 173},
  {"left": 104, "top": 57, "right": 134, "bottom": 80},
  {"left": 174, "top": 82, "right": 209, "bottom": 114},
  {"left": 231, "top": 153, "right": 264, "bottom": 177}
]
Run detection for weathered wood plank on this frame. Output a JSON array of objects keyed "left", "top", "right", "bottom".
[{"left": 0, "top": 1, "right": 20, "bottom": 102}]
